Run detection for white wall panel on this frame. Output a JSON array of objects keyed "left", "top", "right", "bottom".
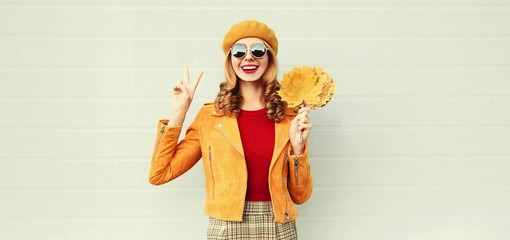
[
  {"left": 2, "top": 97, "right": 510, "bottom": 128},
  {"left": 1, "top": 38, "right": 509, "bottom": 66},
  {"left": 2, "top": 188, "right": 509, "bottom": 219},
  {"left": 1, "top": 69, "right": 510, "bottom": 98},
  {"left": 2, "top": 216, "right": 510, "bottom": 240},
  {"left": 1, "top": 156, "right": 509, "bottom": 188},
  {"left": 1, "top": 0, "right": 510, "bottom": 239},
  {"left": 2, "top": 127, "right": 510, "bottom": 158},
  {"left": 2, "top": 7, "right": 510, "bottom": 36}
]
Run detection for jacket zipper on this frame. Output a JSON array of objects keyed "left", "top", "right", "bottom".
[
  {"left": 215, "top": 128, "right": 248, "bottom": 219},
  {"left": 215, "top": 128, "right": 243, "bottom": 157},
  {"left": 209, "top": 146, "right": 215, "bottom": 200},
  {"left": 151, "top": 125, "right": 165, "bottom": 163},
  {"left": 282, "top": 154, "right": 290, "bottom": 222},
  {"left": 294, "top": 157, "right": 299, "bottom": 186}
]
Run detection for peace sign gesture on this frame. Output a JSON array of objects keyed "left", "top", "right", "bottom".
[{"left": 169, "top": 67, "right": 203, "bottom": 126}]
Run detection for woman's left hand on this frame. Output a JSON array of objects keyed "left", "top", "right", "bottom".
[{"left": 289, "top": 107, "right": 312, "bottom": 155}]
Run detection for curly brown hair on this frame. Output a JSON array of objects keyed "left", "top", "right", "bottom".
[{"left": 214, "top": 42, "right": 287, "bottom": 122}]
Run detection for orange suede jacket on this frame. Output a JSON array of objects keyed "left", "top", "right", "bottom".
[{"left": 148, "top": 102, "right": 313, "bottom": 223}]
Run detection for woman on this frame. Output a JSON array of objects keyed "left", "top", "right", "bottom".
[{"left": 149, "top": 20, "right": 313, "bottom": 239}]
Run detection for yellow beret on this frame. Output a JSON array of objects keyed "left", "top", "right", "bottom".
[{"left": 221, "top": 20, "right": 278, "bottom": 56}]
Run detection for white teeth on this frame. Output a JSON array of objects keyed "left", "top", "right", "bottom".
[{"left": 242, "top": 66, "right": 258, "bottom": 70}]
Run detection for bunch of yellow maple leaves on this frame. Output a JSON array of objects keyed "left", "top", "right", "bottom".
[{"left": 278, "top": 65, "right": 336, "bottom": 110}]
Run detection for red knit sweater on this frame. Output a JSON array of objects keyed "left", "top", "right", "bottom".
[{"left": 237, "top": 108, "right": 275, "bottom": 201}]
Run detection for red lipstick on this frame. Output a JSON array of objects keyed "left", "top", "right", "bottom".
[{"left": 241, "top": 65, "right": 259, "bottom": 74}]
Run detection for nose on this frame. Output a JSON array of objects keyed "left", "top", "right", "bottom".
[{"left": 243, "top": 48, "right": 254, "bottom": 61}]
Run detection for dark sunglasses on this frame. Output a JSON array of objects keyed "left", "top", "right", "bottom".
[{"left": 230, "top": 43, "right": 268, "bottom": 58}]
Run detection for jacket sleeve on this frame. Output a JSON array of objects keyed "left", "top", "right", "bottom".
[
  {"left": 148, "top": 108, "right": 203, "bottom": 185},
  {"left": 287, "top": 142, "right": 313, "bottom": 204}
]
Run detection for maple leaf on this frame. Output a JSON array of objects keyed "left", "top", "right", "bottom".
[{"left": 278, "top": 65, "right": 336, "bottom": 110}]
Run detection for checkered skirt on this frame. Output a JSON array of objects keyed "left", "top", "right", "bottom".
[{"left": 207, "top": 201, "right": 298, "bottom": 239}]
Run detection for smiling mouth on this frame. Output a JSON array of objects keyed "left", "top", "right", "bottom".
[{"left": 241, "top": 66, "right": 258, "bottom": 74}]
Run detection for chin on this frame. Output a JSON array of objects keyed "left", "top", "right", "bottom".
[
  {"left": 235, "top": 70, "right": 264, "bottom": 82},
  {"left": 238, "top": 75, "right": 263, "bottom": 81}
]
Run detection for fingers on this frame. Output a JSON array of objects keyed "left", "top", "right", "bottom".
[
  {"left": 296, "top": 108, "right": 310, "bottom": 122},
  {"left": 176, "top": 67, "right": 203, "bottom": 96},
  {"left": 184, "top": 66, "right": 189, "bottom": 84},
  {"left": 298, "top": 105, "right": 310, "bottom": 112},
  {"left": 295, "top": 107, "right": 312, "bottom": 132},
  {"left": 298, "top": 122, "right": 312, "bottom": 130},
  {"left": 173, "top": 79, "right": 183, "bottom": 92},
  {"left": 297, "top": 116, "right": 312, "bottom": 130},
  {"left": 298, "top": 117, "right": 310, "bottom": 125},
  {"left": 295, "top": 108, "right": 310, "bottom": 123},
  {"left": 298, "top": 107, "right": 307, "bottom": 113},
  {"left": 173, "top": 79, "right": 190, "bottom": 96},
  {"left": 191, "top": 71, "right": 203, "bottom": 92},
  {"left": 182, "top": 66, "right": 203, "bottom": 89}
]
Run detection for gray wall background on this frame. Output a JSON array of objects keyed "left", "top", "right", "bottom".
[{"left": 1, "top": 0, "right": 510, "bottom": 239}]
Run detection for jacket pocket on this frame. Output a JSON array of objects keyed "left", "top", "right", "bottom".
[{"left": 209, "top": 145, "right": 215, "bottom": 200}]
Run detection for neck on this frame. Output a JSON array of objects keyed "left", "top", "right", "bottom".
[{"left": 238, "top": 79, "right": 265, "bottom": 110}]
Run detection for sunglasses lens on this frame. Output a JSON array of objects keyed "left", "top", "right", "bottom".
[
  {"left": 231, "top": 43, "right": 267, "bottom": 58},
  {"left": 251, "top": 43, "right": 267, "bottom": 58},
  {"left": 231, "top": 44, "right": 246, "bottom": 58}
]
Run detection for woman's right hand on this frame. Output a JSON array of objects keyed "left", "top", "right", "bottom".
[{"left": 169, "top": 67, "right": 203, "bottom": 127}]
